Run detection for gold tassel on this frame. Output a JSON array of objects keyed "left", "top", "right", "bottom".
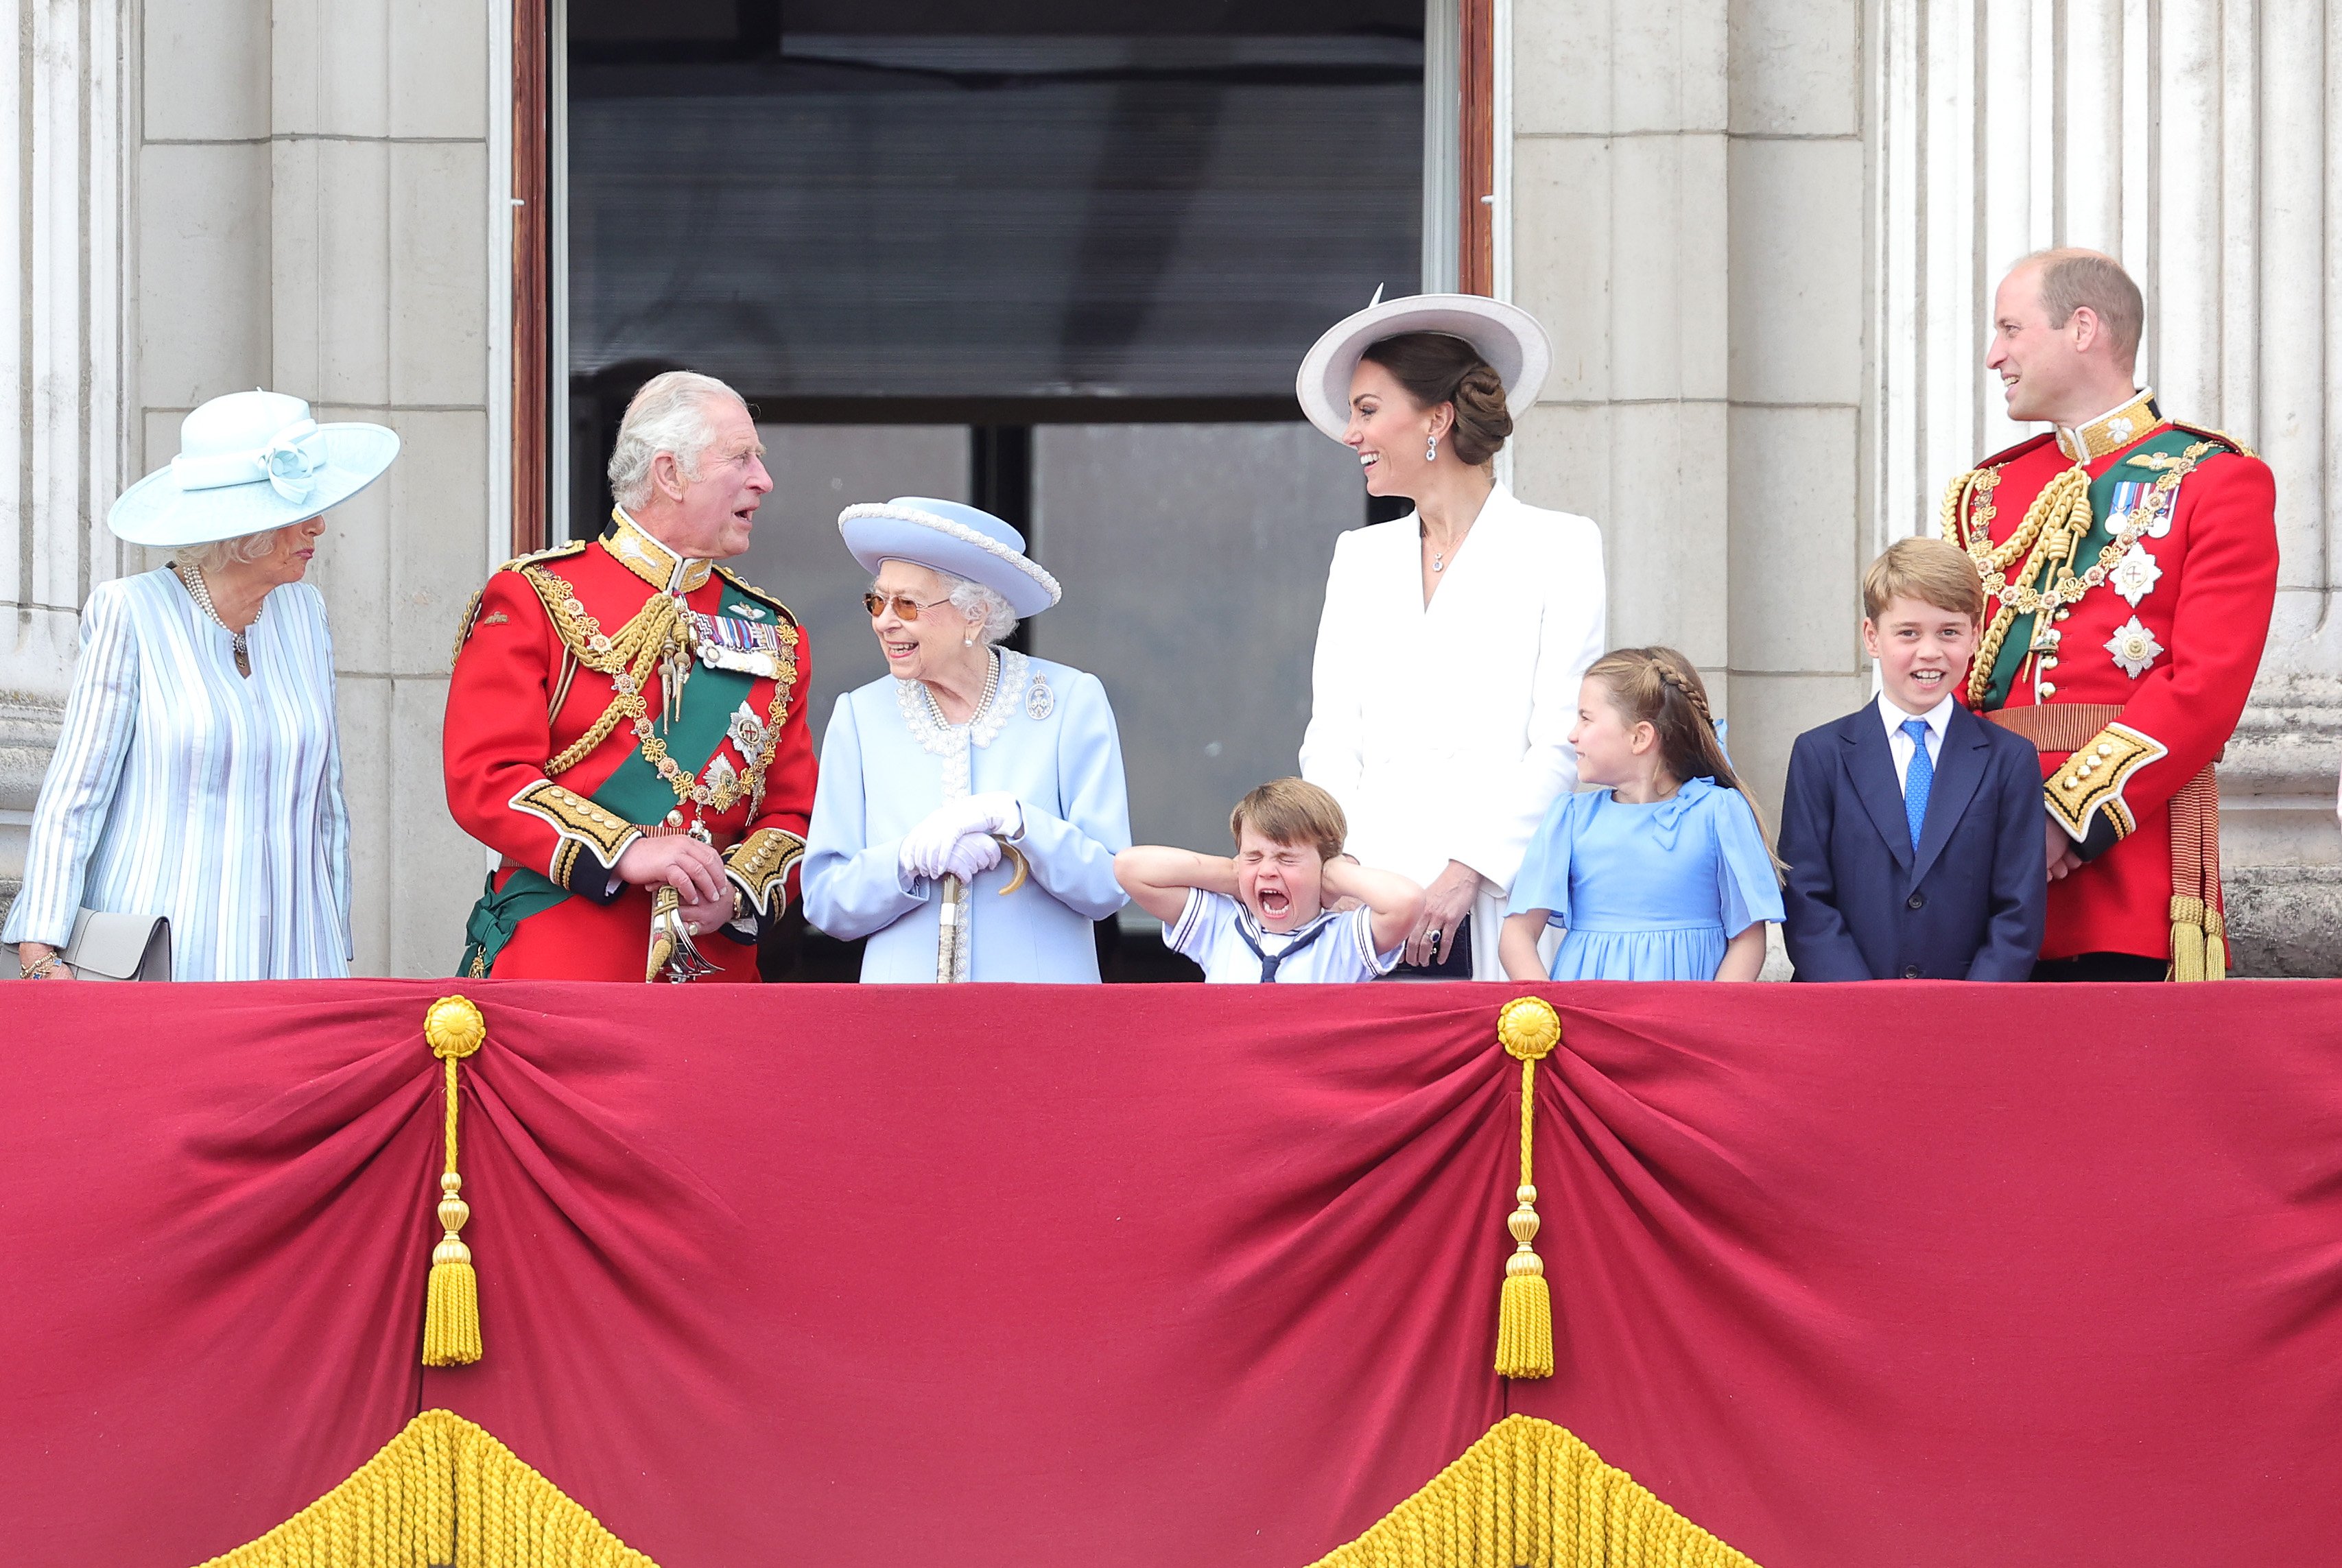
[
  {"left": 1494, "top": 997, "right": 1561, "bottom": 1379},
  {"left": 2169, "top": 896, "right": 2208, "bottom": 984},
  {"left": 2205, "top": 906, "right": 2229, "bottom": 982},
  {"left": 421, "top": 995, "right": 487, "bottom": 1367}
]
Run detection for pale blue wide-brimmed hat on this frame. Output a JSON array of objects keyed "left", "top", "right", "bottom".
[
  {"left": 108, "top": 390, "right": 401, "bottom": 547},
  {"left": 838, "top": 497, "right": 1063, "bottom": 618}
]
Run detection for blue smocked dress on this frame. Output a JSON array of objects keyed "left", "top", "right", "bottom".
[{"left": 1506, "top": 778, "right": 1782, "bottom": 980}]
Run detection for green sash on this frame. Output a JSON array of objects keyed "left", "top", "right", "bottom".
[
  {"left": 1978, "top": 426, "right": 2198, "bottom": 709},
  {"left": 456, "top": 574, "right": 770, "bottom": 975}
]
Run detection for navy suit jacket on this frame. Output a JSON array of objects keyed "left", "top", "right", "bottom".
[{"left": 1778, "top": 701, "right": 2046, "bottom": 981}]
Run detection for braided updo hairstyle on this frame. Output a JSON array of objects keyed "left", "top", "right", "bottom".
[
  {"left": 1583, "top": 646, "right": 1783, "bottom": 874},
  {"left": 1358, "top": 333, "right": 1513, "bottom": 466}
]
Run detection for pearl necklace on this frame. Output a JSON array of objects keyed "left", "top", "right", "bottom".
[{"left": 180, "top": 561, "right": 255, "bottom": 678}]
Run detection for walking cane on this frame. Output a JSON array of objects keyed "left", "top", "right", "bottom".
[{"left": 934, "top": 837, "right": 1031, "bottom": 984}]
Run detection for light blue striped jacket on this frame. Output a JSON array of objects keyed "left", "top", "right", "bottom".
[{"left": 3, "top": 567, "right": 353, "bottom": 978}]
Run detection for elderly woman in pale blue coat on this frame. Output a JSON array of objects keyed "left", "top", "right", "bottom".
[
  {"left": 5, "top": 390, "right": 396, "bottom": 980},
  {"left": 803, "top": 498, "right": 1130, "bottom": 982}
]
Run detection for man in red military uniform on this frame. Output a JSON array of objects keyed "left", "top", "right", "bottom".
[
  {"left": 445, "top": 370, "right": 815, "bottom": 981},
  {"left": 1944, "top": 249, "right": 2277, "bottom": 980}
]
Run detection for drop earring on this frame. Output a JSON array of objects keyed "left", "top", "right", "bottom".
[
  {"left": 964, "top": 634, "right": 976, "bottom": 647},
  {"left": 1426, "top": 435, "right": 1439, "bottom": 462}
]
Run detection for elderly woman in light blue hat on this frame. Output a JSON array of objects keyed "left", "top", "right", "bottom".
[
  {"left": 802, "top": 498, "right": 1131, "bottom": 982},
  {"left": 7, "top": 390, "right": 398, "bottom": 980}
]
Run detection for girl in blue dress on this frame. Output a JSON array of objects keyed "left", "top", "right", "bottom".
[{"left": 1498, "top": 647, "right": 1784, "bottom": 982}]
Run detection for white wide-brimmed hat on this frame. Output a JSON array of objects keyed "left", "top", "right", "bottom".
[
  {"left": 839, "top": 497, "right": 1063, "bottom": 619},
  {"left": 108, "top": 390, "right": 400, "bottom": 547},
  {"left": 1294, "top": 292, "right": 1552, "bottom": 443}
]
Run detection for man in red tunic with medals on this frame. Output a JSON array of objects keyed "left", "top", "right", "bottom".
[
  {"left": 1943, "top": 250, "right": 2277, "bottom": 980},
  {"left": 445, "top": 371, "right": 816, "bottom": 981}
]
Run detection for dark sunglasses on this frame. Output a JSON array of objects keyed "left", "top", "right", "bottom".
[{"left": 864, "top": 591, "right": 954, "bottom": 621}]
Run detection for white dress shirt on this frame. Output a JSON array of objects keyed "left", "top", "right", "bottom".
[{"left": 1878, "top": 690, "right": 1954, "bottom": 792}]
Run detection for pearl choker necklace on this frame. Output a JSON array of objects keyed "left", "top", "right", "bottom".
[{"left": 180, "top": 562, "right": 255, "bottom": 678}]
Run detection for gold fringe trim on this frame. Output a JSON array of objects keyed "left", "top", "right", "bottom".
[
  {"left": 191, "top": 1408, "right": 657, "bottom": 1568},
  {"left": 1305, "top": 1414, "right": 1762, "bottom": 1568},
  {"left": 423, "top": 996, "right": 486, "bottom": 1366},
  {"left": 1495, "top": 998, "right": 1560, "bottom": 1379}
]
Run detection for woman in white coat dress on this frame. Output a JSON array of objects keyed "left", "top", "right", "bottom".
[{"left": 1296, "top": 295, "right": 1606, "bottom": 979}]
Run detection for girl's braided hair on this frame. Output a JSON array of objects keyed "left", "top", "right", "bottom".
[{"left": 1582, "top": 645, "right": 1784, "bottom": 876}]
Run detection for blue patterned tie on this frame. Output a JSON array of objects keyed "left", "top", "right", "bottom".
[{"left": 1900, "top": 717, "right": 1933, "bottom": 851}]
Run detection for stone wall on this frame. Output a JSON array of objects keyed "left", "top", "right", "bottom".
[
  {"left": 1506, "top": 0, "right": 1874, "bottom": 849},
  {"left": 1, "top": 0, "right": 501, "bottom": 973}
]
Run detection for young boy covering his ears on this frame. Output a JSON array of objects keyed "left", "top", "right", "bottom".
[{"left": 1115, "top": 778, "right": 1424, "bottom": 983}]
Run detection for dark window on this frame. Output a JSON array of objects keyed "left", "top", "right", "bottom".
[{"left": 565, "top": 0, "right": 1426, "bottom": 978}]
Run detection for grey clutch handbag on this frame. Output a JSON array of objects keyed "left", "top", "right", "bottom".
[{"left": 60, "top": 910, "right": 172, "bottom": 981}]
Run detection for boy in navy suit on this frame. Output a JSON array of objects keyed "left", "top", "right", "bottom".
[{"left": 1780, "top": 538, "right": 2046, "bottom": 979}]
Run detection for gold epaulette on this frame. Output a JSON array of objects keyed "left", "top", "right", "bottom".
[
  {"left": 2166, "top": 421, "right": 2256, "bottom": 459},
  {"left": 497, "top": 539, "right": 589, "bottom": 574},
  {"left": 453, "top": 543, "right": 590, "bottom": 663},
  {"left": 713, "top": 563, "right": 800, "bottom": 628}
]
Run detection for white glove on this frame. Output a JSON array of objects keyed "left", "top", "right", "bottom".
[
  {"left": 899, "top": 795, "right": 1021, "bottom": 883},
  {"left": 941, "top": 831, "right": 1004, "bottom": 883},
  {"left": 964, "top": 791, "right": 1026, "bottom": 840},
  {"left": 899, "top": 800, "right": 975, "bottom": 882}
]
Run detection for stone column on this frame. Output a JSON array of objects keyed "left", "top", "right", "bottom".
[
  {"left": 1504, "top": 0, "right": 1875, "bottom": 824},
  {"left": 256, "top": 0, "right": 498, "bottom": 974},
  {"left": 1876, "top": 0, "right": 2342, "bottom": 974},
  {"left": 0, "top": 0, "right": 128, "bottom": 910}
]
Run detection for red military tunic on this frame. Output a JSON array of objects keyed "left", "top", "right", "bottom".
[
  {"left": 444, "top": 509, "right": 816, "bottom": 980},
  {"left": 1944, "top": 390, "right": 2277, "bottom": 966}
]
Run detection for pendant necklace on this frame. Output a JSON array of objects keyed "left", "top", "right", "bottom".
[{"left": 181, "top": 561, "right": 254, "bottom": 678}]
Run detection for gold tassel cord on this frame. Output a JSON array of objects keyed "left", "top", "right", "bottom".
[
  {"left": 421, "top": 995, "right": 486, "bottom": 1367},
  {"left": 1304, "top": 1414, "right": 1762, "bottom": 1568},
  {"left": 1494, "top": 996, "right": 1561, "bottom": 1379},
  {"left": 190, "top": 1408, "right": 658, "bottom": 1568}
]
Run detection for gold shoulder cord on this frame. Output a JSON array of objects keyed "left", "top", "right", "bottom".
[
  {"left": 1945, "top": 444, "right": 2213, "bottom": 707},
  {"left": 517, "top": 565, "right": 797, "bottom": 818}
]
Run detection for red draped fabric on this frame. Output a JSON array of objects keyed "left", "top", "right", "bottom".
[{"left": 6, "top": 980, "right": 2340, "bottom": 1567}]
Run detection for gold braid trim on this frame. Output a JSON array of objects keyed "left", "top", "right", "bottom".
[
  {"left": 190, "top": 1407, "right": 657, "bottom": 1568},
  {"left": 725, "top": 827, "right": 807, "bottom": 917},
  {"left": 511, "top": 779, "right": 642, "bottom": 871},
  {"left": 2044, "top": 721, "right": 2166, "bottom": 842},
  {"left": 517, "top": 563, "right": 796, "bottom": 816},
  {"left": 1950, "top": 463, "right": 2094, "bottom": 707},
  {"left": 1950, "top": 442, "right": 2215, "bottom": 707},
  {"left": 518, "top": 567, "right": 685, "bottom": 779},
  {"left": 1305, "top": 1414, "right": 1760, "bottom": 1568}
]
